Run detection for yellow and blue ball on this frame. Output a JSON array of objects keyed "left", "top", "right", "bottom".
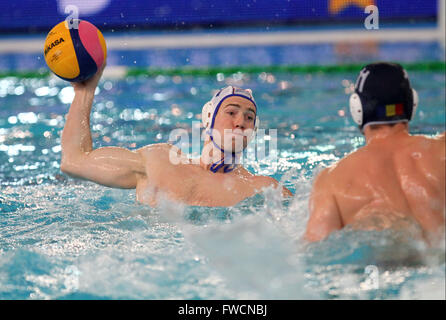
[{"left": 44, "top": 20, "right": 107, "bottom": 82}]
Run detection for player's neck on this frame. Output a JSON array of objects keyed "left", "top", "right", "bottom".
[
  {"left": 199, "top": 140, "right": 235, "bottom": 173},
  {"left": 364, "top": 123, "right": 409, "bottom": 145}
]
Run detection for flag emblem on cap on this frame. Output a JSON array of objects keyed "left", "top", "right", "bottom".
[{"left": 385, "top": 103, "right": 404, "bottom": 117}]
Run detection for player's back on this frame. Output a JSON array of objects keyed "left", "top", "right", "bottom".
[{"left": 328, "top": 132, "right": 445, "bottom": 235}]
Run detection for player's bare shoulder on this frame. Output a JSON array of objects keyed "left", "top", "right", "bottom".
[
  {"left": 432, "top": 131, "right": 446, "bottom": 152},
  {"left": 437, "top": 132, "right": 446, "bottom": 159},
  {"left": 325, "top": 148, "right": 365, "bottom": 178},
  {"left": 420, "top": 132, "right": 446, "bottom": 167},
  {"left": 407, "top": 132, "right": 445, "bottom": 159},
  {"left": 136, "top": 143, "right": 187, "bottom": 172},
  {"left": 311, "top": 164, "right": 338, "bottom": 194},
  {"left": 232, "top": 167, "right": 275, "bottom": 189},
  {"left": 245, "top": 169, "right": 293, "bottom": 196},
  {"left": 137, "top": 143, "right": 184, "bottom": 162},
  {"left": 137, "top": 143, "right": 173, "bottom": 156}
]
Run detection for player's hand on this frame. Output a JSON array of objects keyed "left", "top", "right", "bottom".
[{"left": 71, "top": 62, "right": 106, "bottom": 93}]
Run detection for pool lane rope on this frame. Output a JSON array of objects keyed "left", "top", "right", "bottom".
[{"left": 0, "top": 61, "right": 444, "bottom": 79}]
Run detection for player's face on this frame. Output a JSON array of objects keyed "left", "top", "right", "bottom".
[{"left": 212, "top": 96, "right": 256, "bottom": 151}]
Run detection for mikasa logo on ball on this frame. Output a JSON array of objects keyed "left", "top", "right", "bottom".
[{"left": 44, "top": 38, "right": 65, "bottom": 56}]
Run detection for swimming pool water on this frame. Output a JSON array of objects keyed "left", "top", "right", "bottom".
[{"left": 0, "top": 69, "right": 445, "bottom": 299}]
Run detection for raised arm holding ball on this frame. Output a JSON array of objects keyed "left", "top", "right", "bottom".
[{"left": 48, "top": 20, "right": 292, "bottom": 207}]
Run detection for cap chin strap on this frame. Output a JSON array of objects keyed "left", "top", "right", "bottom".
[
  {"left": 206, "top": 128, "right": 243, "bottom": 173},
  {"left": 209, "top": 154, "right": 239, "bottom": 173},
  {"left": 349, "top": 88, "right": 418, "bottom": 133}
]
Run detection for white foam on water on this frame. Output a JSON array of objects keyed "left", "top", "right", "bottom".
[
  {"left": 181, "top": 215, "right": 317, "bottom": 299},
  {"left": 2, "top": 175, "right": 444, "bottom": 300},
  {"left": 155, "top": 175, "right": 320, "bottom": 299}
]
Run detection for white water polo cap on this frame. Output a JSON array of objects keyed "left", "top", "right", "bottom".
[{"left": 202, "top": 86, "right": 259, "bottom": 153}]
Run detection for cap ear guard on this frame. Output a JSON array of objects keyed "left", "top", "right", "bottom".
[
  {"left": 349, "top": 93, "right": 363, "bottom": 126},
  {"left": 410, "top": 88, "right": 418, "bottom": 120},
  {"left": 202, "top": 101, "right": 214, "bottom": 130}
]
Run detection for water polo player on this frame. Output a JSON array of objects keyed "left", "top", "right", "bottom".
[
  {"left": 304, "top": 62, "right": 445, "bottom": 245},
  {"left": 60, "top": 65, "right": 293, "bottom": 207}
]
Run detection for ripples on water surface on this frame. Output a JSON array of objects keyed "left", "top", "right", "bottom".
[{"left": 0, "top": 71, "right": 445, "bottom": 299}]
